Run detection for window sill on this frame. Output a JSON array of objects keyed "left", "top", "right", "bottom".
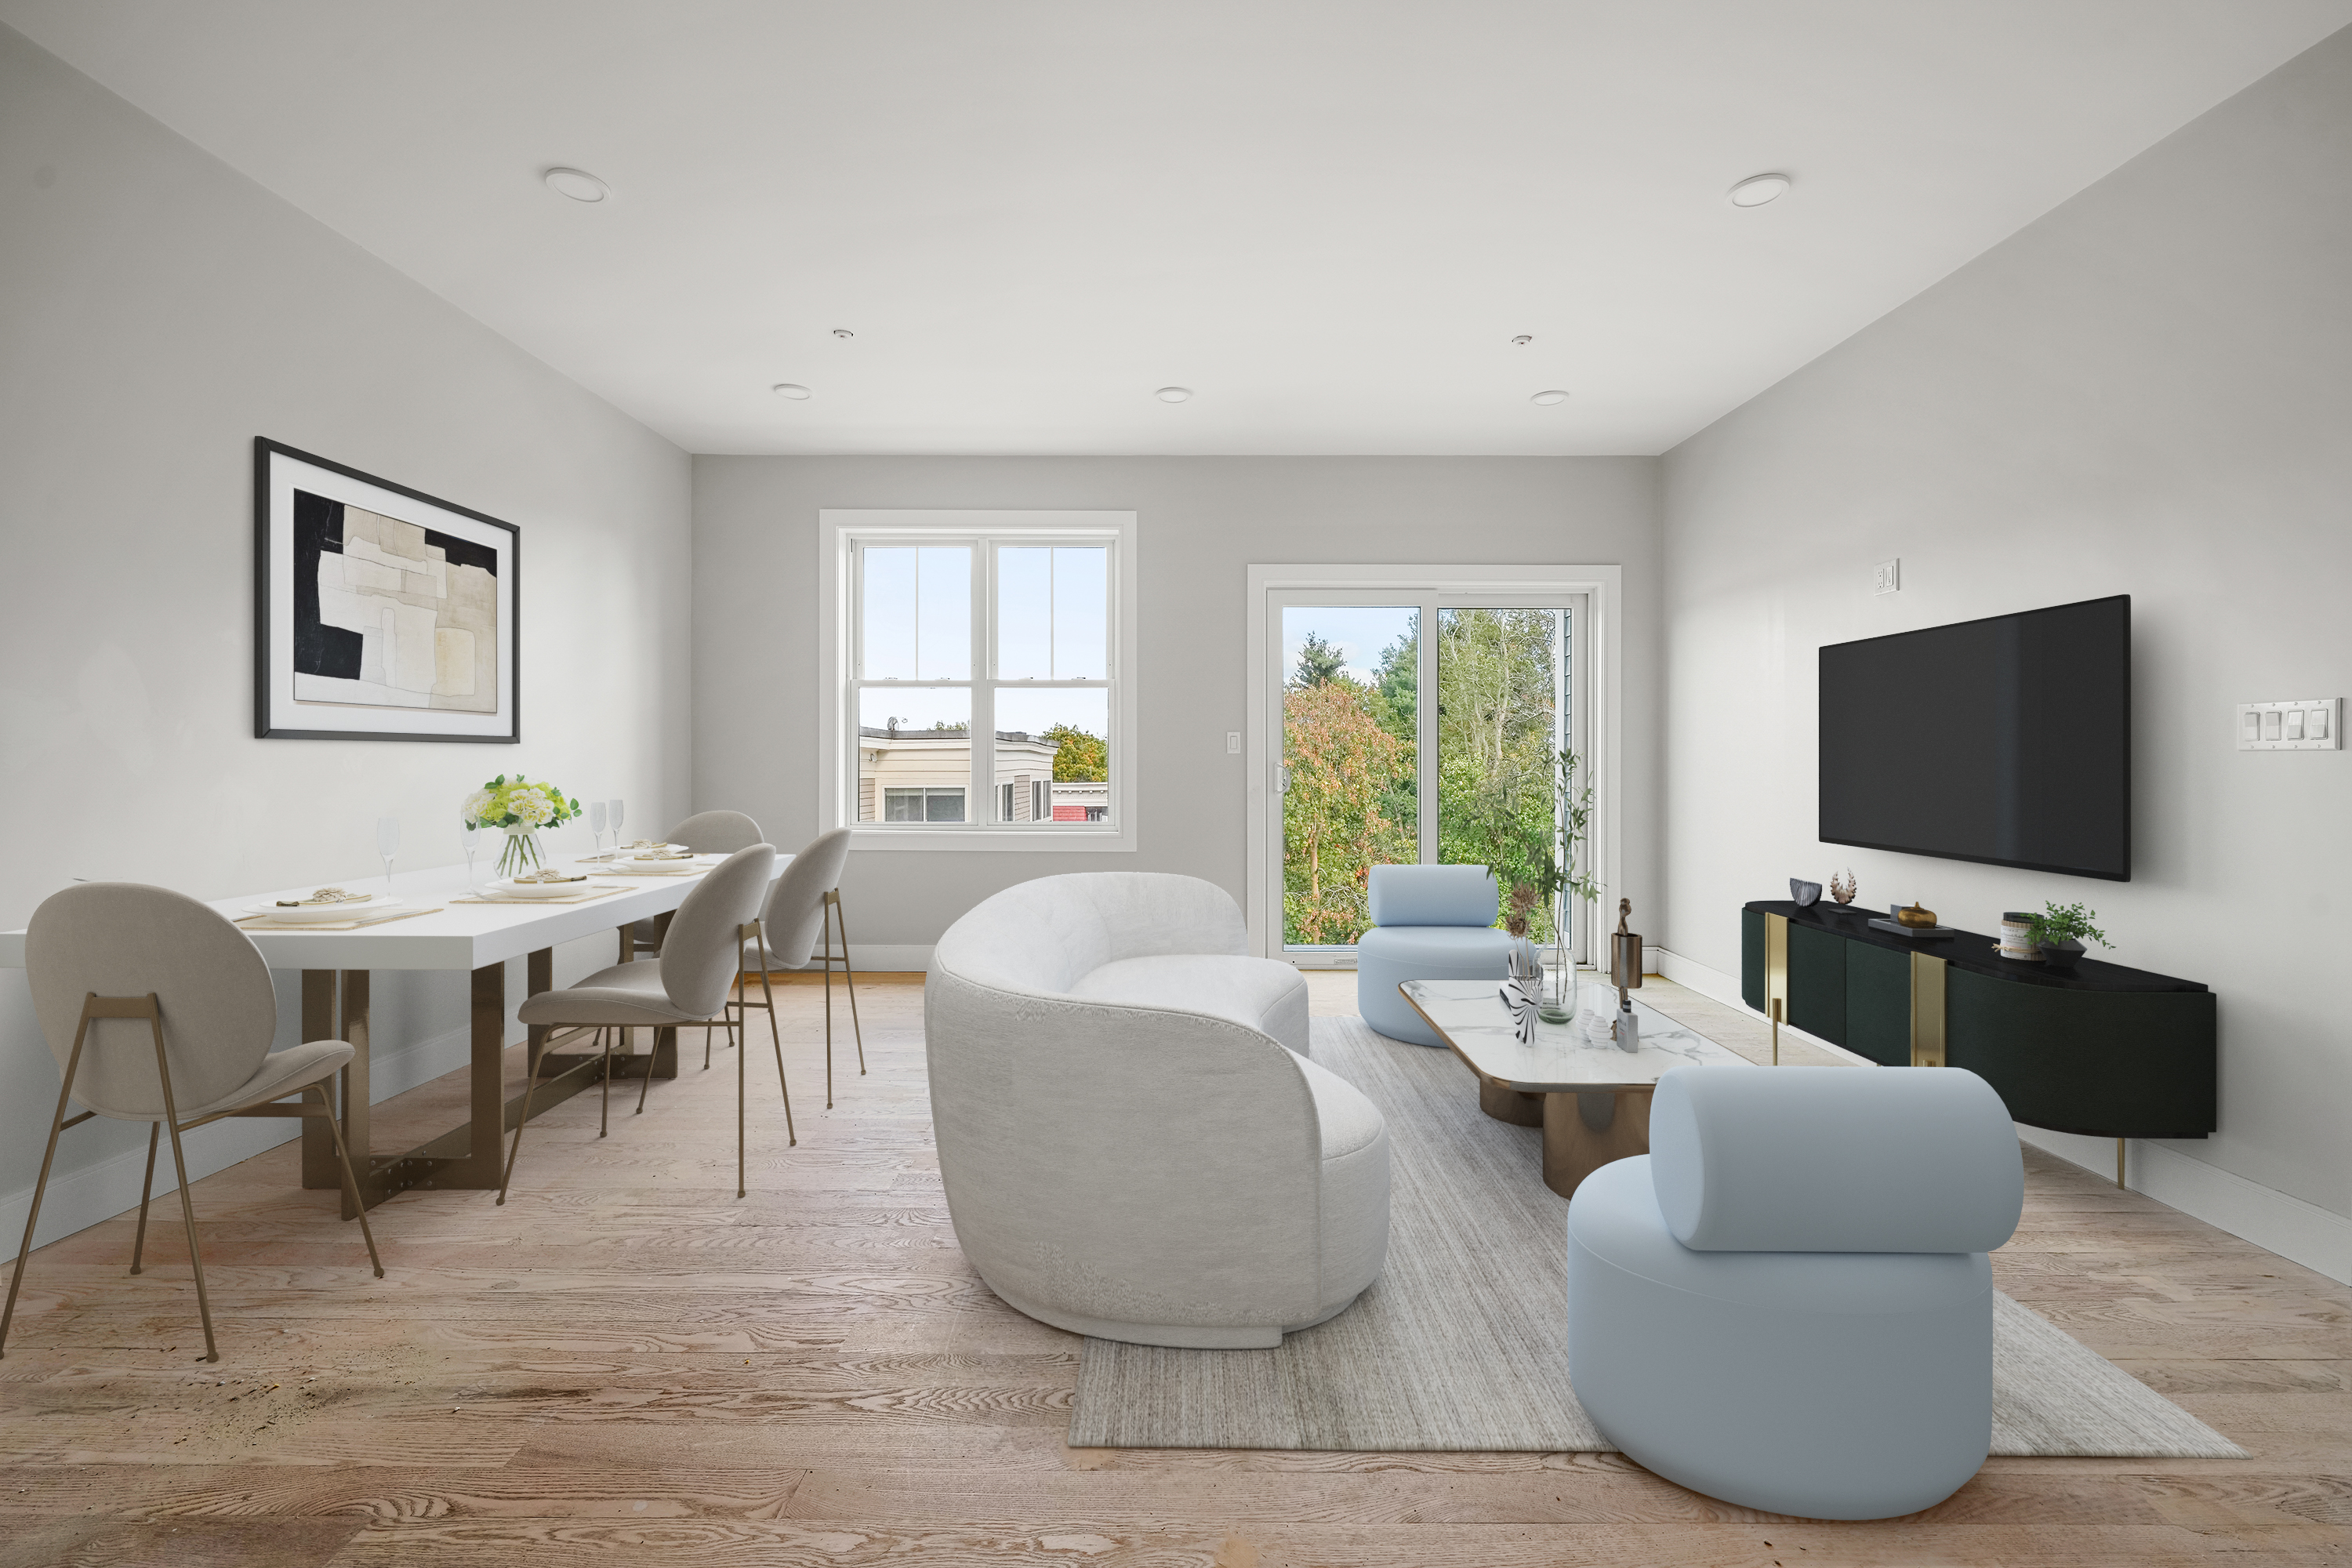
[{"left": 846, "top": 826, "right": 1136, "bottom": 853}]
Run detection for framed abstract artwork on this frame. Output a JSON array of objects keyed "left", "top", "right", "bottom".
[{"left": 253, "top": 438, "right": 520, "bottom": 742}]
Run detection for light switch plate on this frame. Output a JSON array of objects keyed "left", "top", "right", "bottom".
[
  {"left": 1226, "top": 731, "right": 1241, "bottom": 754},
  {"left": 2238, "top": 698, "right": 2342, "bottom": 750},
  {"left": 1874, "top": 559, "right": 1900, "bottom": 595}
]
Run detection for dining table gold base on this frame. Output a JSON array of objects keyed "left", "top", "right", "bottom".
[
  {"left": 1539, "top": 1087, "right": 1654, "bottom": 1200},
  {"left": 299, "top": 923, "right": 679, "bottom": 1214}
]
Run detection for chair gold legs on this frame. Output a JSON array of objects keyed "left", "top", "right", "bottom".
[
  {"left": 637, "top": 1025, "right": 662, "bottom": 1116},
  {"left": 0, "top": 1009, "right": 94, "bottom": 1360},
  {"left": 5, "top": 993, "right": 385, "bottom": 1363},
  {"left": 499, "top": 1032, "right": 546, "bottom": 1207},
  {"left": 310, "top": 1084, "right": 384, "bottom": 1279},
  {"left": 598, "top": 1028, "right": 615, "bottom": 1136},
  {"left": 819, "top": 891, "right": 866, "bottom": 1108},
  {"left": 130, "top": 1123, "right": 160, "bottom": 1275},
  {"left": 753, "top": 926, "right": 796, "bottom": 1149},
  {"left": 833, "top": 891, "right": 866, "bottom": 1079},
  {"left": 145, "top": 1000, "right": 219, "bottom": 1363}
]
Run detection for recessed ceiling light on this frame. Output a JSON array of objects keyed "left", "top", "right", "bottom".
[
  {"left": 832, "top": 328, "right": 855, "bottom": 339},
  {"left": 1156, "top": 387, "right": 1192, "bottom": 403},
  {"left": 1512, "top": 335, "right": 1534, "bottom": 346},
  {"left": 1727, "top": 172, "right": 1791, "bottom": 208},
  {"left": 771, "top": 383, "right": 811, "bottom": 400},
  {"left": 1530, "top": 390, "right": 1570, "bottom": 405},
  {"left": 543, "top": 166, "right": 609, "bottom": 203}
]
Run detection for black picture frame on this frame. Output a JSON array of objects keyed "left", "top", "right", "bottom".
[{"left": 253, "top": 437, "right": 521, "bottom": 742}]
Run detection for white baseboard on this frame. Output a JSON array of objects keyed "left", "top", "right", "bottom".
[
  {"left": 2018, "top": 1127, "right": 2350, "bottom": 1285},
  {"left": 1654, "top": 947, "right": 2352, "bottom": 1285},
  {"left": 0, "top": 1014, "right": 485, "bottom": 1255},
  {"left": 1651, "top": 946, "right": 1876, "bottom": 1066},
  {"left": 826, "top": 943, "right": 931, "bottom": 973}
]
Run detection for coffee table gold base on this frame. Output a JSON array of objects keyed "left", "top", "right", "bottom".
[
  {"left": 1479, "top": 1080, "right": 1545, "bottom": 1127},
  {"left": 1540, "top": 1087, "right": 1653, "bottom": 1200}
]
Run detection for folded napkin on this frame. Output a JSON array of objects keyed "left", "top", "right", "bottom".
[
  {"left": 277, "top": 886, "right": 372, "bottom": 908},
  {"left": 514, "top": 869, "right": 590, "bottom": 884}
]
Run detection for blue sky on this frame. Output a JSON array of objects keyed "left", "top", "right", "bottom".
[
  {"left": 860, "top": 543, "right": 1112, "bottom": 734},
  {"left": 1283, "top": 605, "right": 1417, "bottom": 686}
]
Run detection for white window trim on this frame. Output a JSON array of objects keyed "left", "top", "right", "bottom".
[
  {"left": 1243, "top": 563, "right": 1623, "bottom": 960},
  {"left": 819, "top": 510, "right": 1138, "bottom": 852}
]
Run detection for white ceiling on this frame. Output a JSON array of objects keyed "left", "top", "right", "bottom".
[{"left": 9, "top": 2, "right": 2348, "bottom": 456}]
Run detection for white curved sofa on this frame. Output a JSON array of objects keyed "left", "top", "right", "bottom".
[{"left": 927, "top": 873, "right": 1389, "bottom": 1348}]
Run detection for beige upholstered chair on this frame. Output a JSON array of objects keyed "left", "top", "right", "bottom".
[
  {"left": 628, "top": 810, "right": 764, "bottom": 954},
  {"left": 736, "top": 828, "right": 863, "bottom": 1108},
  {"left": 4, "top": 884, "right": 384, "bottom": 1363},
  {"left": 507, "top": 844, "right": 784, "bottom": 1201}
]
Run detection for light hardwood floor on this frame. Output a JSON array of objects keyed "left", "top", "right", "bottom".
[{"left": 1, "top": 970, "right": 2344, "bottom": 1566}]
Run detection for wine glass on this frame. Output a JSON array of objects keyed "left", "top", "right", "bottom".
[
  {"left": 376, "top": 816, "right": 401, "bottom": 892},
  {"left": 587, "top": 799, "right": 608, "bottom": 858},
  {"left": 609, "top": 798, "right": 626, "bottom": 850},
  {"left": 461, "top": 822, "right": 488, "bottom": 888}
]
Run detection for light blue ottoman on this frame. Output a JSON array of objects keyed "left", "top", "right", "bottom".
[
  {"left": 1356, "top": 865, "right": 1517, "bottom": 1047},
  {"left": 1565, "top": 1065, "right": 2025, "bottom": 1520}
]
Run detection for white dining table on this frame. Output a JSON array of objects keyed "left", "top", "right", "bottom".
[{"left": 0, "top": 851, "right": 790, "bottom": 1214}]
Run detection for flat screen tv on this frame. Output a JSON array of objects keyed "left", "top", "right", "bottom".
[{"left": 1819, "top": 595, "right": 2129, "bottom": 881}]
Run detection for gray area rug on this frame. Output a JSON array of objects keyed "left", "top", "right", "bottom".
[{"left": 1069, "top": 1014, "right": 2245, "bottom": 1457}]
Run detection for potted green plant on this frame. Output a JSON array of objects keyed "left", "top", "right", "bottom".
[{"left": 2025, "top": 902, "right": 2108, "bottom": 971}]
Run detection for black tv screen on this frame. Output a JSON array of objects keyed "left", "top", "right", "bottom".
[{"left": 1819, "top": 595, "right": 2129, "bottom": 881}]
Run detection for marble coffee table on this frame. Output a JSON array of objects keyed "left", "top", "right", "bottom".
[{"left": 1398, "top": 978, "right": 1753, "bottom": 1199}]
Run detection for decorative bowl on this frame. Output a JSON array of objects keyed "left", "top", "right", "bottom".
[{"left": 1790, "top": 879, "right": 1822, "bottom": 907}]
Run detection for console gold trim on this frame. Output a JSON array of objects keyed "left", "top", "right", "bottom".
[
  {"left": 1763, "top": 913, "right": 1789, "bottom": 1066},
  {"left": 1910, "top": 951, "right": 1947, "bottom": 1068}
]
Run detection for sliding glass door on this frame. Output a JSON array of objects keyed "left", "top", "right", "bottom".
[{"left": 1273, "top": 591, "right": 1587, "bottom": 964}]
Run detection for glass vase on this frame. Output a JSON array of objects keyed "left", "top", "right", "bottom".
[
  {"left": 496, "top": 826, "right": 543, "bottom": 878},
  {"left": 1540, "top": 895, "right": 1578, "bottom": 1023}
]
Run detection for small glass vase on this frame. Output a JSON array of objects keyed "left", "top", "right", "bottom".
[
  {"left": 1539, "top": 895, "right": 1579, "bottom": 1023},
  {"left": 496, "top": 826, "right": 543, "bottom": 878}
]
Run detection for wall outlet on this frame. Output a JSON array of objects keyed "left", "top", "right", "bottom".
[
  {"left": 1226, "top": 731, "right": 1241, "bottom": 754},
  {"left": 1874, "top": 559, "right": 1900, "bottom": 595},
  {"left": 2238, "top": 699, "right": 2342, "bottom": 750}
]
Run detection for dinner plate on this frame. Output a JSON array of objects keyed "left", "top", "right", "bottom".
[
  {"left": 246, "top": 895, "right": 403, "bottom": 924},
  {"left": 487, "top": 878, "right": 601, "bottom": 899}
]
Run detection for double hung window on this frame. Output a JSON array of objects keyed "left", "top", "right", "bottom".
[{"left": 824, "top": 513, "right": 1135, "bottom": 846}]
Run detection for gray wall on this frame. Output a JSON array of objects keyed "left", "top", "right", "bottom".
[
  {"left": 0, "top": 25, "right": 691, "bottom": 1246},
  {"left": 694, "top": 456, "right": 1661, "bottom": 951},
  {"left": 1661, "top": 28, "right": 2352, "bottom": 1264}
]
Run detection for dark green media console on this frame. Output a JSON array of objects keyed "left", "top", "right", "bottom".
[{"left": 1740, "top": 900, "right": 2215, "bottom": 1141}]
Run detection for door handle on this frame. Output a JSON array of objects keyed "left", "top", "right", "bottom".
[{"left": 1276, "top": 765, "right": 1290, "bottom": 795}]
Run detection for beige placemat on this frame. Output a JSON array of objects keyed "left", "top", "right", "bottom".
[
  {"left": 235, "top": 905, "right": 446, "bottom": 933},
  {"left": 452, "top": 884, "right": 633, "bottom": 905}
]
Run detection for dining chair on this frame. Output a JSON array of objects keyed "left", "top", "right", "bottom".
[
  {"left": 626, "top": 809, "right": 764, "bottom": 956},
  {"left": 735, "top": 827, "right": 865, "bottom": 1109},
  {"left": 4, "top": 884, "right": 385, "bottom": 1364},
  {"left": 507, "top": 843, "right": 786, "bottom": 1202}
]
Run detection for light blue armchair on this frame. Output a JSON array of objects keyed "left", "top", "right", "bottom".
[
  {"left": 1566, "top": 1064, "right": 2026, "bottom": 1519},
  {"left": 1356, "top": 864, "right": 1518, "bottom": 1047}
]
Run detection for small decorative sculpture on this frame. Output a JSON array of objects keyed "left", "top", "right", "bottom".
[
  {"left": 1790, "top": 878, "right": 1822, "bottom": 907},
  {"left": 1830, "top": 869, "right": 1857, "bottom": 906},
  {"left": 1608, "top": 898, "right": 1643, "bottom": 1054},
  {"left": 1895, "top": 902, "right": 1938, "bottom": 930}
]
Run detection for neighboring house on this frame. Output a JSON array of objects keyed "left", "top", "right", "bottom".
[
  {"left": 858, "top": 727, "right": 1096, "bottom": 823},
  {"left": 1050, "top": 780, "right": 1110, "bottom": 822}
]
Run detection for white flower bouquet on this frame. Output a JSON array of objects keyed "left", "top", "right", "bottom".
[{"left": 463, "top": 774, "right": 583, "bottom": 877}]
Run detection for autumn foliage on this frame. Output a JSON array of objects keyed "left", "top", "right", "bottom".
[{"left": 1281, "top": 677, "right": 1412, "bottom": 945}]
